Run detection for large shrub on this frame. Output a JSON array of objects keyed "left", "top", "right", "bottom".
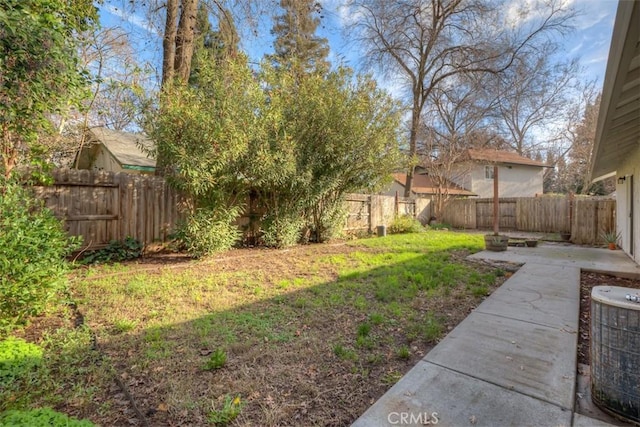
[
  {"left": 309, "top": 198, "right": 348, "bottom": 243},
  {"left": 148, "top": 56, "right": 258, "bottom": 256},
  {"left": 250, "top": 66, "right": 402, "bottom": 244},
  {"left": 261, "top": 213, "right": 303, "bottom": 248},
  {"left": 0, "top": 183, "right": 79, "bottom": 331},
  {"left": 175, "top": 206, "right": 242, "bottom": 257}
]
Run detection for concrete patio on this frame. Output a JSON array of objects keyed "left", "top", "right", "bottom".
[{"left": 352, "top": 243, "right": 640, "bottom": 427}]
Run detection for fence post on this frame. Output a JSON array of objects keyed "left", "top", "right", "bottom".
[
  {"left": 368, "top": 194, "right": 373, "bottom": 233},
  {"left": 394, "top": 191, "right": 399, "bottom": 217},
  {"left": 568, "top": 192, "right": 574, "bottom": 238}
]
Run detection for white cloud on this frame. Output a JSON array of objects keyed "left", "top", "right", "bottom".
[
  {"left": 329, "top": 1, "right": 364, "bottom": 28},
  {"left": 569, "top": 42, "right": 584, "bottom": 55},
  {"left": 572, "top": 0, "right": 616, "bottom": 30},
  {"left": 503, "top": 0, "right": 579, "bottom": 30}
]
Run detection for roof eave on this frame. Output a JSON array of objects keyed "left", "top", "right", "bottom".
[{"left": 589, "top": 0, "right": 640, "bottom": 181}]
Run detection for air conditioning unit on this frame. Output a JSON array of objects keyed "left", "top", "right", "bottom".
[{"left": 591, "top": 285, "right": 640, "bottom": 424}]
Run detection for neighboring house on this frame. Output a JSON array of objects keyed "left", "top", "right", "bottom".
[
  {"left": 590, "top": 0, "right": 640, "bottom": 263},
  {"left": 450, "top": 148, "right": 550, "bottom": 198},
  {"left": 75, "top": 127, "right": 156, "bottom": 174},
  {"left": 386, "top": 173, "right": 476, "bottom": 198}
]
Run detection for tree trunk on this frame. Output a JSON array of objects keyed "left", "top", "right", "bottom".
[
  {"left": 162, "top": 0, "right": 179, "bottom": 88},
  {"left": 405, "top": 98, "right": 421, "bottom": 197},
  {"left": 493, "top": 165, "right": 499, "bottom": 235},
  {"left": 174, "top": 0, "right": 199, "bottom": 83}
]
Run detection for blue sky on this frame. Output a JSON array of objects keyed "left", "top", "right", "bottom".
[{"left": 100, "top": 0, "right": 619, "bottom": 91}]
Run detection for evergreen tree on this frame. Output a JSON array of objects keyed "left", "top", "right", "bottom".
[
  {"left": 190, "top": 5, "right": 241, "bottom": 86},
  {"left": 189, "top": 4, "right": 214, "bottom": 86},
  {"left": 212, "top": 8, "right": 240, "bottom": 58},
  {"left": 270, "top": 0, "right": 330, "bottom": 74}
]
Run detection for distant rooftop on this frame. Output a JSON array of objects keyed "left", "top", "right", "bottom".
[
  {"left": 464, "top": 148, "right": 550, "bottom": 168},
  {"left": 88, "top": 127, "right": 156, "bottom": 170},
  {"left": 393, "top": 173, "right": 476, "bottom": 196}
]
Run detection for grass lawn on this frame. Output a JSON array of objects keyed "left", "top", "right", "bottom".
[{"left": 2, "top": 231, "right": 507, "bottom": 426}]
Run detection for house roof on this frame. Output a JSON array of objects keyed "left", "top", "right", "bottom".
[
  {"left": 464, "top": 148, "right": 549, "bottom": 167},
  {"left": 590, "top": 0, "right": 640, "bottom": 181},
  {"left": 88, "top": 127, "right": 156, "bottom": 171},
  {"left": 392, "top": 173, "right": 476, "bottom": 196}
]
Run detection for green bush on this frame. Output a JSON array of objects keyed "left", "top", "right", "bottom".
[
  {"left": 388, "top": 215, "right": 425, "bottom": 234},
  {"left": 261, "top": 214, "right": 303, "bottom": 248},
  {"left": 311, "top": 201, "right": 347, "bottom": 243},
  {"left": 81, "top": 236, "right": 143, "bottom": 264},
  {"left": 0, "top": 183, "right": 79, "bottom": 332},
  {"left": 0, "top": 408, "right": 95, "bottom": 426},
  {"left": 175, "top": 206, "right": 241, "bottom": 257},
  {"left": 0, "top": 337, "right": 43, "bottom": 385}
]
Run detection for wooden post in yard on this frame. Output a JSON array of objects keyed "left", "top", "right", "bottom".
[
  {"left": 493, "top": 165, "right": 499, "bottom": 235},
  {"left": 395, "top": 191, "right": 399, "bottom": 217}
]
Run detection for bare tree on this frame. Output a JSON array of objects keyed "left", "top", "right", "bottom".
[
  {"left": 534, "top": 80, "right": 602, "bottom": 194},
  {"left": 41, "top": 27, "right": 153, "bottom": 167},
  {"left": 419, "top": 74, "right": 496, "bottom": 216},
  {"left": 79, "top": 27, "right": 154, "bottom": 131},
  {"left": 491, "top": 42, "right": 580, "bottom": 157},
  {"left": 346, "top": 0, "right": 576, "bottom": 196},
  {"left": 565, "top": 92, "right": 614, "bottom": 195}
]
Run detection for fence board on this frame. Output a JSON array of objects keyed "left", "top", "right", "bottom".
[
  {"left": 415, "top": 198, "right": 432, "bottom": 224},
  {"left": 441, "top": 199, "right": 476, "bottom": 229},
  {"left": 38, "top": 169, "right": 613, "bottom": 250},
  {"left": 516, "top": 197, "right": 570, "bottom": 232},
  {"left": 476, "top": 200, "right": 493, "bottom": 229},
  {"left": 572, "top": 199, "right": 616, "bottom": 245},
  {"left": 441, "top": 196, "right": 615, "bottom": 243},
  {"left": 344, "top": 194, "right": 371, "bottom": 231},
  {"left": 32, "top": 169, "right": 184, "bottom": 249}
]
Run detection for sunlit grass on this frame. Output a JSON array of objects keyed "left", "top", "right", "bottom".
[{"left": 73, "top": 232, "right": 491, "bottom": 338}]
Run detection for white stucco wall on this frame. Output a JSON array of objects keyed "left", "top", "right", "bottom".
[
  {"left": 460, "top": 164, "right": 544, "bottom": 198},
  {"left": 614, "top": 145, "right": 640, "bottom": 264}
]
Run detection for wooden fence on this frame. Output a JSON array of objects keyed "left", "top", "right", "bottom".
[
  {"left": 343, "top": 193, "right": 432, "bottom": 233},
  {"left": 30, "top": 170, "right": 615, "bottom": 248},
  {"left": 441, "top": 196, "right": 616, "bottom": 245},
  {"left": 31, "top": 169, "right": 434, "bottom": 249},
  {"left": 32, "top": 169, "right": 183, "bottom": 249}
]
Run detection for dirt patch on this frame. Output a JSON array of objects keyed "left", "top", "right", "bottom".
[{"left": 578, "top": 271, "right": 640, "bottom": 365}]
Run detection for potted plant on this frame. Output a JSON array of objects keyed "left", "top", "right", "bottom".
[
  {"left": 484, "top": 233, "right": 509, "bottom": 251},
  {"left": 601, "top": 230, "right": 621, "bottom": 250}
]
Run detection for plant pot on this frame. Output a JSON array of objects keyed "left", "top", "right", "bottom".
[
  {"left": 560, "top": 232, "right": 571, "bottom": 242},
  {"left": 608, "top": 242, "right": 617, "bottom": 250},
  {"left": 525, "top": 240, "right": 538, "bottom": 247},
  {"left": 484, "top": 234, "right": 509, "bottom": 252}
]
